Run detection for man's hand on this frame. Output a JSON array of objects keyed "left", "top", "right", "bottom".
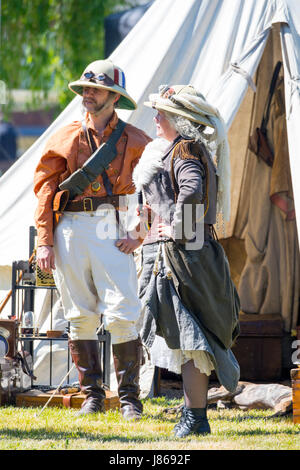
[
  {"left": 36, "top": 245, "right": 55, "bottom": 273},
  {"left": 115, "top": 236, "right": 143, "bottom": 255},
  {"left": 137, "top": 203, "right": 152, "bottom": 224}
]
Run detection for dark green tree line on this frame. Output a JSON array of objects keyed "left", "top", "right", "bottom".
[{"left": 0, "top": 0, "right": 133, "bottom": 113}]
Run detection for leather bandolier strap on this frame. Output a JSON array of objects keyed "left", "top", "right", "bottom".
[{"left": 58, "top": 119, "right": 126, "bottom": 199}]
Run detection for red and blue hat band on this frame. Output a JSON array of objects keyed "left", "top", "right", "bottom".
[{"left": 114, "top": 68, "right": 126, "bottom": 89}]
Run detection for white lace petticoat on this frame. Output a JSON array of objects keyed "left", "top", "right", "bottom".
[{"left": 149, "top": 335, "right": 215, "bottom": 376}]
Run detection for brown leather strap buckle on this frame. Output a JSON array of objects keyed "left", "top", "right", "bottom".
[
  {"left": 83, "top": 198, "right": 93, "bottom": 212},
  {"left": 62, "top": 392, "right": 80, "bottom": 408}
]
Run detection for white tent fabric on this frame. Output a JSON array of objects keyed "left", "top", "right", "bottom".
[
  {"left": 0, "top": 0, "right": 299, "bottom": 385},
  {"left": 0, "top": 0, "right": 300, "bottom": 274},
  {"left": 1, "top": 0, "right": 300, "bottom": 274}
]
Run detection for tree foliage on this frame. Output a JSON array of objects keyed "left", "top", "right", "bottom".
[{"left": 0, "top": 0, "right": 133, "bottom": 113}]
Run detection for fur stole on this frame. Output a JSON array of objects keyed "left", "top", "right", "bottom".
[{"left": 132, "top": 138, "right": 170, "bottom": 193}]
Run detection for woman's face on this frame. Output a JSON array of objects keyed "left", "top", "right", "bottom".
[{"left": 154, "top": 110, "right": 178, "bottom": 141}]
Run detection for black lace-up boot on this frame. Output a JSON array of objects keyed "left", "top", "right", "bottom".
[{"left": 174, "top": 407, "right": 211, "bottom": 438}]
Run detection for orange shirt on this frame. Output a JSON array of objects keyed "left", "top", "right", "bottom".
[{"left": 34, "top": 112, "right": 151, "bottom": 246}]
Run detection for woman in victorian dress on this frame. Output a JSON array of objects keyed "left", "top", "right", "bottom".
[{"left": 132, "top": 85, "right": 240, "bottom": 437}]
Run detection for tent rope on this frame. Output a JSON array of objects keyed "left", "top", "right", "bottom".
[{"left": 231, "top": 62, "right": 257, "bottom": 92}]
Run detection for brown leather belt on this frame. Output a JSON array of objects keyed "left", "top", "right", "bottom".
[{"left": 64, "top": 195, "right": 124, "bottom": 212}]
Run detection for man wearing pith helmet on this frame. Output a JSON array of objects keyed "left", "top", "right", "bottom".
[{"left": 34, "top": 59, "right": 151, "bottom": 420}]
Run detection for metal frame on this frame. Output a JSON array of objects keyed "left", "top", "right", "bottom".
[{"left": 10, "top": 226, "right": 111, "bottom": 389}]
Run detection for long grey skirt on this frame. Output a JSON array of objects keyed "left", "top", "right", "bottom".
[{"left": 138, "top": 241, "right": 240, "bottom": 393}]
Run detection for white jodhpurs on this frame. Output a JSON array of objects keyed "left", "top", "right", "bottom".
[{"left": 52, "top": 209, "right": 141, "bottom": 344}]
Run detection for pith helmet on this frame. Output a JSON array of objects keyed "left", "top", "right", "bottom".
[
  {"left": 69, "top": 59, "right": 137, "bottom": 110},
  {"left": 144, "top": 84, "right": 214, "bottom": 128}
]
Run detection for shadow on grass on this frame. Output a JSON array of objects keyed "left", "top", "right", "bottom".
[
  {"left": 210, "top": 413, "right": 294, "bottom": 423},
  {"left": 0, "top": 428, "right": 174, "bottom": 444},
  {"left": 0, "top": 423, "right": 299, "bottom": 445},
  {"left": 216, "top": 428, "right": 299, "bottom": 437}
]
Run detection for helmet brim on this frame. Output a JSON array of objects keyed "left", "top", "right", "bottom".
[{"left": 69, "top": 81, "right": 137, "bottom": 110}]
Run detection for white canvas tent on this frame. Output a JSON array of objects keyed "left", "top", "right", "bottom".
[{"left": 0, "top": 0, "right": 299, "bottom": 386}]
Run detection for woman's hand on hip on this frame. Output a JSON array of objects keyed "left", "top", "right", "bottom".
[{"left": 157, "top": 222, "right": 173, "bottom": 239}]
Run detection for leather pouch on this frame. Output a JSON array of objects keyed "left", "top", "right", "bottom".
[
  {"left": 248, "top": 61, "right": 282, "bottom": 169},
  {"left": 248, "top": 127, "right": 274, "bottom": 167},
  {"left": 53, "top": 189, "right": 70, "bottom": 229},
  {"left": 53, "top": 189, "right": 70, "bottom": 212}
]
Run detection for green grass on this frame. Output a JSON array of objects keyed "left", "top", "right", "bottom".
[{"left": 0, "top": 397, "right": 299, "bottom": 450}]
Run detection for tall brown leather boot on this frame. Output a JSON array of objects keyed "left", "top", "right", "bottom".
[
  {"left": 68, "top": 339, "right": 106, "bottom": 416},
  {"left": 112, "top": 338, "right": 143, "bottom": 420}
]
